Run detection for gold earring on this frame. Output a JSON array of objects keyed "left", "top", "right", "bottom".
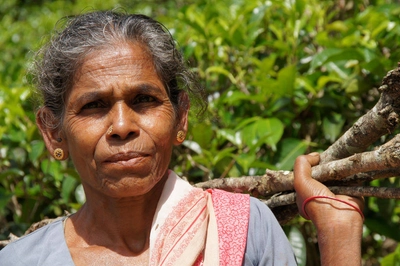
[
  {"left": 177, "top": 130, "right": 185, "bottom": 142},
  {"left": 54, "top": 148, "right": 64, "bottom": 160}
]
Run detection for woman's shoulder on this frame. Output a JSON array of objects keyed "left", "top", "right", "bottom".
[
  {"left": 245, "top": 197, "right": 298, "bottom": 265},
  {"left": 0, "top": 217, "right": 73, "bottom": 265},
  {"left": 248, "top": 196, "right": 279, "bottom": 221}
]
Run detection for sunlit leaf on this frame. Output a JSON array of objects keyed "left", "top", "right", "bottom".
[
  {"left": 310, "top": 48, "right": 364, "bottom": 71},
  {"left": 183, "top": 140, "right": 203, "bottom": 154},
  {"left": 276, "top": 65, "right": 296, "bottom": 96},
  {"left": 75, "top": 184, "right": 86, "bottom": 205},
  {"left": 206, "top": 66, "right": 237, "bottom": 84},
  {"left": 218, "top": 129, "right": 242, "bottom": 147},
  {"left": 287, "top": 226, "right": 307, "bottom": 266},
  {"left": 62, "top": 175, "right": 78, "bottom": 203},
  {"left": 381, "top": 245, "right": 400, "bottom": 266},
  {"left": 29, "top": 140, "right": 45, "bottom": 162}
]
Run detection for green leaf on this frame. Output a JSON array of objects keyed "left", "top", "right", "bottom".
[
  {"left": 75, "top": 184, "right": 86, "bottom": 205},
  {"left": 41, "top": 159, "right": 63, "bottom": 182},
  {"left": 344, "top": 78, "right": 359, "bottom": 94},
  {"left": 0, "top": 168, "right": 24, "bottom": 180},
  {"left": 276, "top": 65, "right": 296, "bottom": 96},
  {"left": 326, "top": 20, "right": 348, "bottom": 32},
  {"left": 322, "top": 113, "right": 345, "bottom": 143},
  {"left": 234, "top": 153, "right": 256, "bottom": 174},
  {"left": 234, "top": 116, "right": 263, "bottom": 131},
  {"left": 310, "top": 48, "right": 364, "bottom": 71},
  {"left": 275, "top": 138, "right": 308, "bottom": 170},
  {"left": 223, "top": 90, "right": 268, "bottom": 106},
  {"left": 365, "top": 217, "right": 400, "bottom": 241},
  {"left": 218, "top": 129, "right": 242, "bottom": 147},
  {"left": 0, "top": 187, "right": 13, "bottom": 215},
  {"left": 238, "top": 118, "right": 283, "bottom": 153},
  {"left": 212, "top": 147, "right": 236, "bottom": 165},
  {"left": 381, "top": 245, "right": 400, "bottom": 266},
  {"left": 255, "top": 118, "right": 284, "bottom": 149},
  {"left": 61, "top": 175, "right": 78, "bottom": 203},
  {"left": 183, "top": 140, "right": 203, "bottom": 154},
  {"left": 190, "top": 122, "right": 213, "bottom": 149},
  {"left": 206, "top": 66, "right": 237, "bottom": 84},
  {"left": 316, "top": 75, "right": 344, "bottom": 91},
  {"left": 29, "top": 140, "right": 45, "bottom": 162},
  {"left": 252, "top": 55, "right": 277, "bottom": 75},
  {"left": 287, "top": 226, "right": 307, "bottom": 266}
]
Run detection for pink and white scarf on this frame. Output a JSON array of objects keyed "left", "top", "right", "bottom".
[{"left": 149, "top": 171, "right": 250, "bottom": 266}]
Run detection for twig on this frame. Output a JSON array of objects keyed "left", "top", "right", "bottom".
[{"left": 264, "top": 186, "right": 400, "bottom": 208}]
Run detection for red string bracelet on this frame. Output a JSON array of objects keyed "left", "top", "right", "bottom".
[{"left": 302, "top": 195, "right": 364, "bottom": 221}]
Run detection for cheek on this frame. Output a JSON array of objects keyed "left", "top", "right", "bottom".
[
  {"left": 64, "top": 117, "right": 105, "bottom": 156},
  {"left": 146, "top": 112, "right": 176, "bottom": 141}
]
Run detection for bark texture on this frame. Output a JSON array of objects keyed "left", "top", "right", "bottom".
[
  {"left": 320, "top": 65, "right": 400, "bottom": 163},
  {"left": 195, "top": 134, "right": 400, "bottom": 196}
]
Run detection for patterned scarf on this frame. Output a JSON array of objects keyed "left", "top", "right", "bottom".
[{"left": 149, "top": 171, "right": 250, "bottom": 266}]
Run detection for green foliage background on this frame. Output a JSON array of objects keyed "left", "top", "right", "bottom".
[{"left": 1, "top": 0, "right": 399, "bottom": 264}]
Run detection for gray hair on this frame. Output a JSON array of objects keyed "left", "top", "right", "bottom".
[{"left": 33, "top": 10, "right": 206, "bottom": 129}]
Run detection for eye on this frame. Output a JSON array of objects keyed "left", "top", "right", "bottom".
[
  {"left": 134, "top": 95, "right": 156, "bottom": 104},
  {"left": 82, "top": 101, "right": 106, "bottom": 110}
]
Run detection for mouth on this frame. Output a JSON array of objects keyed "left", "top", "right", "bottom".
[{"left": 104, "top": 151, "right": 149, "bottom": 164}]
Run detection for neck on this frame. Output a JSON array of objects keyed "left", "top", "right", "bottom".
[{"left": 68, "top": 174, "right": 168, "bottom": 254}]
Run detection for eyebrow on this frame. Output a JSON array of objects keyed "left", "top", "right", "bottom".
[
  {"left": 73, "top": 90, "right": 109, "bottom": 107},
  {"left": 73, "top": 83, "right": 166, "bottom": 106},
  {"left": 131, "top": 83, "right": 165, "bottom": 96}
]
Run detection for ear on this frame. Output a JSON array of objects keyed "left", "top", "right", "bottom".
[
  {"left": 173, "top": 91, "right": 190, "bottom": 146},
  {"left": 36, "top": 107, "right": 69, "bottom": 160}
]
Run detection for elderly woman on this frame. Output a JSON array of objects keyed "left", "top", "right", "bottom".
[{"left": 0, "top": 11, "right": 363, "bottom": 265}]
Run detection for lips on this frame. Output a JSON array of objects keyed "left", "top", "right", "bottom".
[{"left": 104, "top": 151, "right": 149, "bottom": 164}]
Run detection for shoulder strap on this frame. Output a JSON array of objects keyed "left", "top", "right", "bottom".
[{"left": 207, "top": 189, "right": 250, "bottom": 266}]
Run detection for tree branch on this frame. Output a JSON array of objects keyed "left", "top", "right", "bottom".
[
  {"left": 195, "top": 134, "right": 400, "bottom": 196},
  {"left": 320, "top": 64, "right": 400, "bottom": 163},
  {"left": 264, "top": 186, "right": 400, "bottom": 208}
]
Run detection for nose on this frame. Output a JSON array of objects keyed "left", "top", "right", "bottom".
[{"left": 107, "top": 102, "right": 138, "bottom": 140}]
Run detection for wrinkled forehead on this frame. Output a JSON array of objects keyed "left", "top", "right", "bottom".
[
  {"left": 65, "top": 42, "right": 165, "bottom": 100},
  {"left": 75, "top": 41, "right": 154, "bottom": 77}
]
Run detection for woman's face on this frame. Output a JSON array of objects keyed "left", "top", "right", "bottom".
[{"left": 58, "top": 43, "right": 187, "bottom": 198}]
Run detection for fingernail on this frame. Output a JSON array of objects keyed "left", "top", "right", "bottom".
[{"left": 308, "top": 152, "right": 319, "bottom": 156}]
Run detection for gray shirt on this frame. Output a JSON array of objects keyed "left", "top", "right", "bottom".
[{"left": 0, "top": 198, "right": 297, "bottom": 265}]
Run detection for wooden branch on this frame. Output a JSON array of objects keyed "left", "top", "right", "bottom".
[
  {"left": 195, "top": 134, "right": 400, "bottom": 196},
  {"left": 320, "top": 64, "right": 400, "bottom": 163},
  {"left": 312, "top": 134, "right": 400, "bottom": 181},
  {"left": 347, "top": 168, "right": 400, "bottom": 182},
  {"left": 264, "top": 186, "right": 400, "bottom": 208}
]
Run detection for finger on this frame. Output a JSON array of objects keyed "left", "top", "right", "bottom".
[
  {"left": 293, "top": 153, "right": 320, "bottom": 178},
  {"left": 293, "top": 153, "right": 335, "bottom": 218},
  {"left": 293, "top": 153, "right": 320, "bottom": 193}
]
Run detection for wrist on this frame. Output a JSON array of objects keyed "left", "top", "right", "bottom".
[
  {"left": 316, "top": 223, "right": 363, "bottom": 265},
  {"left": 314, "top": 212, "right": 363, "bottom": 235},
  {"left": 305, "top": 197, "right": 364, "bottom": 266},
  {"left": 303, "top": 195, "right": 364, "bottom": 230}
]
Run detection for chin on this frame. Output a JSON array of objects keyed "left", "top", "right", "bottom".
[{"left": 99, "top": 177, "right": 159, "bottom": 197}]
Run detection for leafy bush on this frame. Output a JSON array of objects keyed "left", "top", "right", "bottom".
[{"left": 1, "top": 0, "right": 399, "bottom": 264}]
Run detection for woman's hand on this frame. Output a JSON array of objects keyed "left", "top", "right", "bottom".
[{"left": 293, "top": 153, "right": 364, "bottom": 265}]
